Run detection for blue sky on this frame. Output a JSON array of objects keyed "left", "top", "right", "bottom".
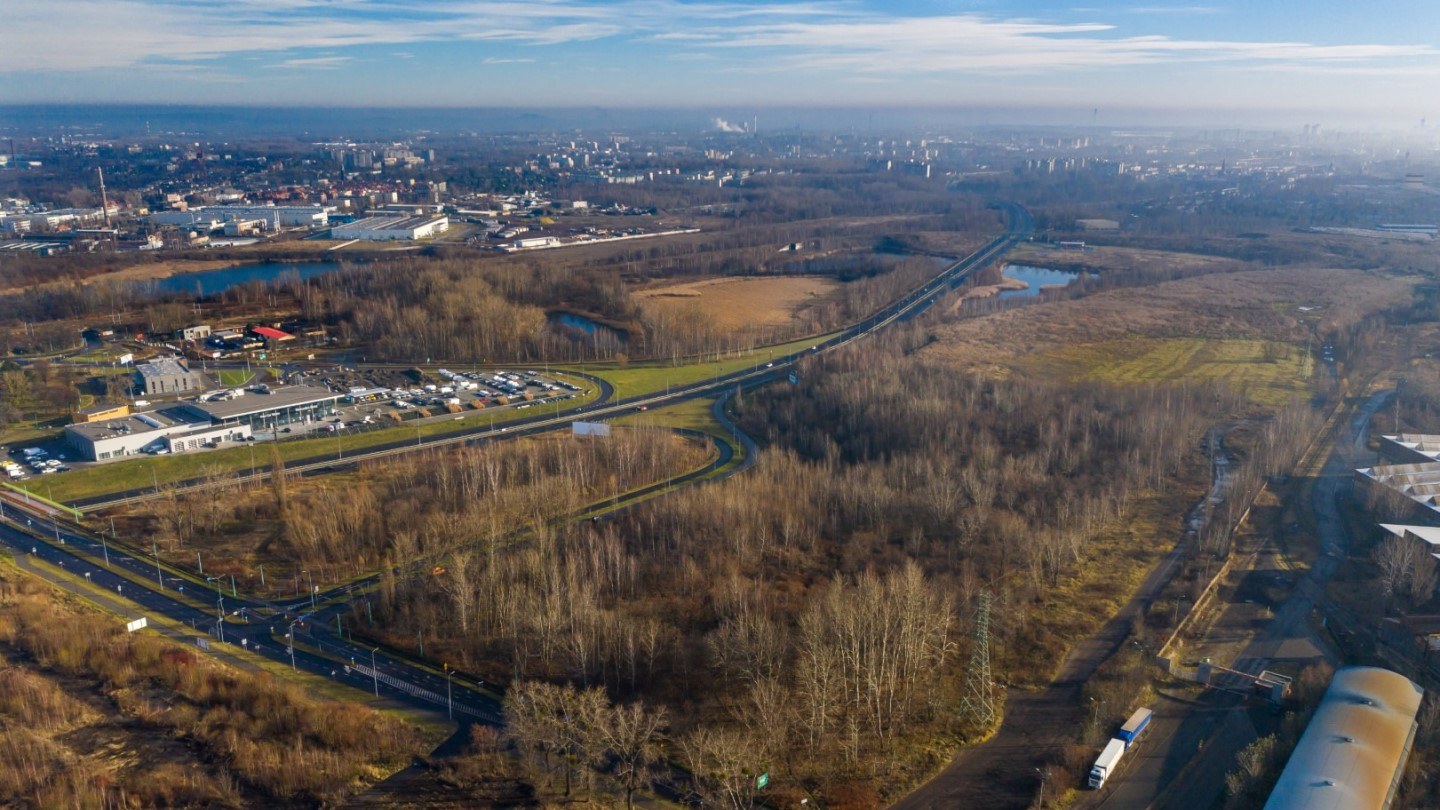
[{"left": 4, "top": 1, "right": 1438, "bottom": 123}]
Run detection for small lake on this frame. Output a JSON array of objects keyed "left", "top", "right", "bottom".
[
  {"left": 998, "top": 265, "right": 1081, "bottom": 299},
  {"left": 150, "top": 261, "right": 344, "bottom": 297}
]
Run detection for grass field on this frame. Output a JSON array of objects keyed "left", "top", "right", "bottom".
[
  {"left": 1023, "top": 338, "right": 1314, "bottom": 407},
  {"left": 614, "top": 397, "right": 724, "bottom": 433},
  {"left": 578, "top": 332, "right": 836, "bottom": 400},
  {"left": 217, "top": 369, "right": 253, "bottom": 387},
  {"left": 635, "top": 276, "right": 840, "bottom": 331}
]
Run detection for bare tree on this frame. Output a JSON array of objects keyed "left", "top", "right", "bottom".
[{"left": 597, "top": 700, "right": 668, "bottom": 810}]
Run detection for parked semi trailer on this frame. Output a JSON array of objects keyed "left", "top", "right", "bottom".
[
  {"left": 1117, "top": 707, "right": 1153, "bottom": 748},
  {"left": 1089, "top": 738, "right": 1126, "bottom": 789}
]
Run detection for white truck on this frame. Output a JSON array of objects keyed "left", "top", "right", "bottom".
[{"left": 1089, "top": 738, "right": 1126, "bottom": 789}]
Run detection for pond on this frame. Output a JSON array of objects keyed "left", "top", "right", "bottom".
[
  {"left": 998, "top": 265, "right": 1081, "bottom": 299},
  {"left": 549, "top": 312, "right": 628, "bottom": 344},
  {"left": 149, "top": 261, "right": 344, "bottom": 297}
]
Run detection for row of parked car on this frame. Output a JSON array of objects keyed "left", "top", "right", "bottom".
[{"left": 5, "top": 447, "right": 71, "bottom": 479}]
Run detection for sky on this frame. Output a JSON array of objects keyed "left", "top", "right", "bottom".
[{"left": 3, "top": 0, "right": 1439, "bottom": 125}]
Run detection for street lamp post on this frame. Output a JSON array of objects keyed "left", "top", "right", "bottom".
[
  {"left": 151, "top": 537, "right": 164, "bottom": 589},
  {"left": 303, "top": 569, "right": 316, "bottom": 608},
  {"left": 370, "top": 647, "right": 380, "bottom": 697},
  {"left": 445, "top": 663, "right": 453, "bottom": 719},
  {"left": 286, "top": 620, "right": 298, "bottom": 670}
]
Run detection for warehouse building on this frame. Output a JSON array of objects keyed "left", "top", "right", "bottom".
[
  {"left": 1378, "top": 434, "right": 1440, "bottom": 464},
  {"left": 1263, "top": 667, "right": 1423, "bottom": 810},
  {"left": 209, "top": 205, "right": 330, "bottom": 228},
  {"left": 64, "top": 411, "right": 251, "bottom": 461},
  {"left": 330, "top": 214, "right": 449, "bottom": 241},
  {"left": 135, "top": 358, "right": 203, "bottom": 396},
  {"left": 147, "top": 205, "right": 330, "bottom": 230},
  {"left": 1356, "top": 461, "right": 1440, "bottom": 519}
]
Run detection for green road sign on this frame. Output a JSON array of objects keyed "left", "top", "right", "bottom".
[{"left": 756, "top": 773, "right": 769, "bottom": 789}]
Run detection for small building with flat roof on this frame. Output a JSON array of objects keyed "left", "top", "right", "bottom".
[
  {"left": 73, "top": 403, "right": 130, "bottom": 423},
  {"left": 135, "top": 357, "right": 203, "bottom": 396}
]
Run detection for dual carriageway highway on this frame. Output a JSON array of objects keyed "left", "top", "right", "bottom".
[{"left": 0, "top": 203, "right": 1033, "bottom": 768}]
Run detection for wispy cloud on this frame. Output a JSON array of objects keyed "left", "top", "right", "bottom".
[
  {"left": 483, "top": 56, "right": 537, "bottom": 64},
  {"left": 1, "top": 0, "right": 1434, "bottom": 87},
  {"left": 267, "top": 55, "right": 353, "bottom": 69},
  {"left": 705, "top": 14, "right": 1437, "bottom": 76},
  {"left": 1126, "top": 5, "right": 1220, "bottom": 14}
]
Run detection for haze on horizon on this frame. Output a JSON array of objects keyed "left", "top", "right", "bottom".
[{"left": 4, "top": 0, "right": 1440, "bottom": 128}]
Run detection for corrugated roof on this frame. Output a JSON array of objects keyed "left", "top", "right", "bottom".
[
  {"left": 1263, "top": 667, "right": 1424, "bottom": 810},
  {"left": 250, "top": 326, "right": 292, "bottom": 340}
]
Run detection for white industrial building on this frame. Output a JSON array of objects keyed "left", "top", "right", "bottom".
[
  {"left": 64, "top": 385, "right": 340, "bottom": 462},
  {"left": 330, "top": 214, "right": 449, "bottom": 241},
  {"left": 147, "top": 205, "right": 330, "bottom": 230},
  {"left": 211, "top": 205, "right": 330, "bottom": 228},
  {"left": 64, "top": 411, "right": 252, "bottom": 461}
]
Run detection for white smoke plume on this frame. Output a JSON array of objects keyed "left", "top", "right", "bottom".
[{"left": 713, "top": 117, "right": 747, "bottom": 133}]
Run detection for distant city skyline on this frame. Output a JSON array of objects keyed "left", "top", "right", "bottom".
[{"left": 5, "top": 1, "right": 1439, "bottom": 126}]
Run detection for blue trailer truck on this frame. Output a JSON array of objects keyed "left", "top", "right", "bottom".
[{"left": 1117, "top": 707, "right": 1153, "bottom": 749}]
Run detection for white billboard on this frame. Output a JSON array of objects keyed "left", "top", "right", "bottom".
[
  {"left": 572, "top": 421, "right": 611, "bottom": 437},
  {"left": 125, "top": 617, "right": 147, "bottom": 633}
]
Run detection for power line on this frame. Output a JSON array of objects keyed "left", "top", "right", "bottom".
[{"left": 960, "top": 589, "right": 996, "bottom": 728}]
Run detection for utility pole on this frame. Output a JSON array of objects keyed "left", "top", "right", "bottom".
[
  {"left": 370, "top": 647, "right": 380, "bottom": 697},
  {"left": 97, "top": 167, "right": 115, "bottom": 250},
  {"left": 151, "top": 537, "right": 163, "bottom": 589},
  {"left": 960, "top": 590, "right": 996, "bottom": 728}
]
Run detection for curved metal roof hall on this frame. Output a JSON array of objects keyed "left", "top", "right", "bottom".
[{"left": 1263, "top": 666, "right": 1424, "bottom": 810}]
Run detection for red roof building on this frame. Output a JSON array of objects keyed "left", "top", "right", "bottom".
[{"left": 250, "top": 326, "right": 294, "bottom": 341}]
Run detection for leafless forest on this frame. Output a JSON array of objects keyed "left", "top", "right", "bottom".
[
  {"left": 126, "top": 429, "right": 704, "bottom": 589},
  {"left": 364, "top": 332, "right": 1283, "bottom": 800}
]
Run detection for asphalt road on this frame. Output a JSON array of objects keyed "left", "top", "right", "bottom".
[
  {"left": 0, "top": 204, "right": 1034, "bottom": 782},
  {"left": 1084, "top": 390, "right": 1391, "bottom": 810},
  {"left": 0, "top": 512, "right": 502, "bottom": 724},
  {"left": 68, "top": 202, "right": 1031, "bottom": 513}
]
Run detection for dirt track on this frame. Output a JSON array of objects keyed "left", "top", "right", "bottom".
[{"left": 892, "top": 527, "right": 1192, "bottom": 809}]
